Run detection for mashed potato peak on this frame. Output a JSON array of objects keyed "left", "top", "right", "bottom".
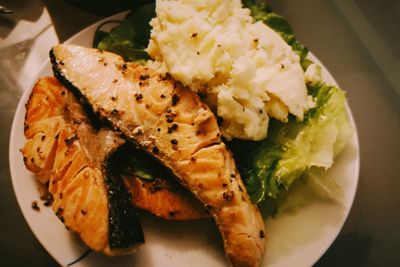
[{"left": 147, "top": 0, "right": 314, "bottom": 140}]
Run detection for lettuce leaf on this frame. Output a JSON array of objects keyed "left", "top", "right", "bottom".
[
  {"left": 275, "top": 167, "right": 344, "bottom": 214},
  {"left": 230, "top": 82, "right": 353, "bottom": 217},
  {"left": 93, "top": 2, "right": 155, "bottom": 62}
]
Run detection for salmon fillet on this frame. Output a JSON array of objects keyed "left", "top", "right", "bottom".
[
  {"left": 21, "top": 77, "right": 144, "bottom": 255},
  {"left": 22, "top": 77, "right": 68, "bottom": 183},
  {"left": 124, "top": 177, "right": 207, "bottom": 220},
  {"left": 112, "top": 143, "right": 208, "bottom": 220},
  {"left": 22, "top": 77, "right": 206, "bottom": 221},
  {"left": 51, "top": 44, "right": 266, "bottom": 267}
]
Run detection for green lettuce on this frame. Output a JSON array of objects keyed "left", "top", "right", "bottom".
[
  {"left": 93, "top": 2, "right": 155, "bottom": 62},
  {"left": 230, "top": 82, "right": 353, "bottom": 217}
]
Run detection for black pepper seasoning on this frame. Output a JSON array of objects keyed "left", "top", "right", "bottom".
[
  {"left": 31, "top": 201, "right": 40, "bottom": 211},
  {"left": 172, "top": 94, "right": 180, "bottom": 106},
  {"left": 111, "top": 109, "right": 119, "bottom": 116},
  {"left": 167, "top": 123, "right": 178, "bottom": 134},
  {"left": 223, "top": 191, "right": 234, "bottom": 201},
  {"left": 64, "top": 134, "right": 78, "bottom": 145},
  {"left": 135, "top": 93, "right": 143, "bottom": 102},
  {"left": 42, "top": 191, "right": 54, "bottom": 206},
  {"left": 259, "top": 230, "right": 265, "bottom": 238},
  {"left": 152, "top": 146, "right": 160, "bottom": 154},
  {"left": 140, "top": 74, "right": 150, "bottom": 80},
  {"left": 55, "top": 207, "right": 64, "bottom": 220}
]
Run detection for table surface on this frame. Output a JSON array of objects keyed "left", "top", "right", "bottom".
[{"left": 0, "top": 0, "right": 399, "bottom": 266}]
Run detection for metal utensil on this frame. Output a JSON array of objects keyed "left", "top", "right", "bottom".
[{"left": 0, "top": 5, "right": 13, "bottom": 14}]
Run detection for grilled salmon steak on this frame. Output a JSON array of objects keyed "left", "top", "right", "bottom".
[
  {"left": 21, "top": 77, "right": 144, "bottom": 255},
  {"left": 51, "top": 44, "right": 266, "bottom": 267},
  {"left": 113, "top": 144, "right": 207, "bottom": 220}
]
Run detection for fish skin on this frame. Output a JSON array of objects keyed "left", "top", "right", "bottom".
[
  {"left": 51, "top": 44, "right": 266, "bottom": 267},
  {"left": 21, "top": 77, "right": 144, "bottom": 255}
]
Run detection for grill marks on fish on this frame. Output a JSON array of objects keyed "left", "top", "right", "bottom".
[
  {"left": 21, "top": 77, "right": 144, "bottom": 255},
  {"left": 51, "top": 45, "right": 266, "bottom": 267}
]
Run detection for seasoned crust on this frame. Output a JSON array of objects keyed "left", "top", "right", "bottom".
[
  {"left": 22, "top": 76, "right": 206, "bottom": 223},
  {"left": 21, "top": 77, "right": 68, "bottom": 183}
]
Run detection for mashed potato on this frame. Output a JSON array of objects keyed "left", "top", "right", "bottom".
[{"left": 147, "top": 0, "right": 314, "bottom": 140}]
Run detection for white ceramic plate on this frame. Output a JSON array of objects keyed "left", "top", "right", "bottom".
[{"left": 9, "top": 12, "right": 359, "bottom": 267}]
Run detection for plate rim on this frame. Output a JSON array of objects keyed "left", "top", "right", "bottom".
[
  {"left": 304, "top": 53, "right": 360, "bottom": 266},
  {"left": 8, "top": 10, "right": 360, "bottom": 267}
]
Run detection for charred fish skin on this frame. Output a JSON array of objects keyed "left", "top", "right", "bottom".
[
  {"left": 103, "top": 154, "right": 145, "bottom": 250},
  {"left": 21, "top": 77, "right": 144, "bottom": 256},
  {"left": 51, "top": 44, "right": 265, "bottom": 267}
]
